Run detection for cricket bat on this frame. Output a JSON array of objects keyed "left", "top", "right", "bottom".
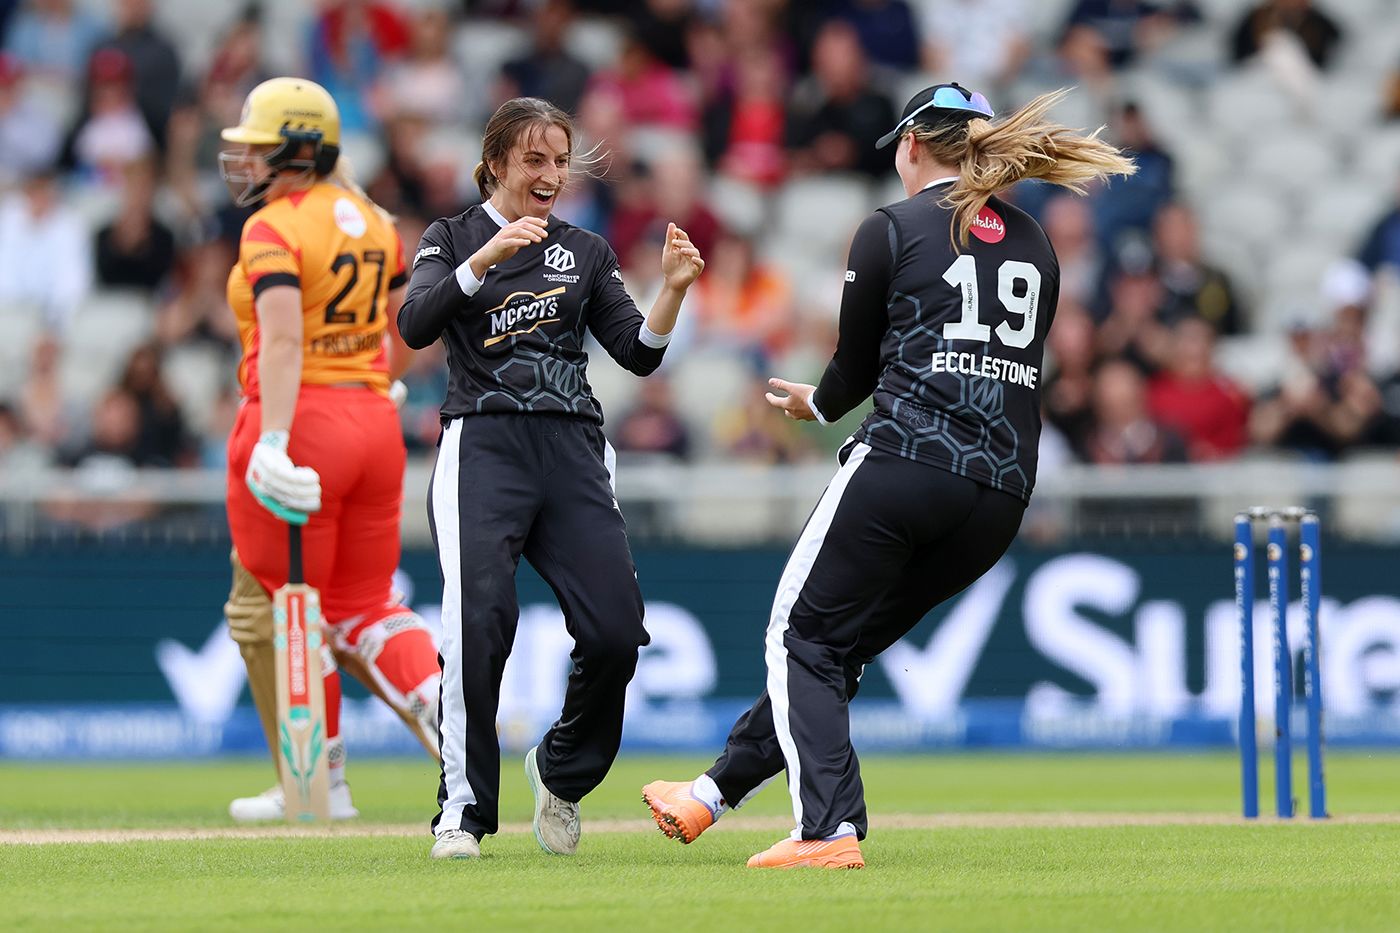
[{"left": 273, "top": 524, "right": 331, "bottom": 822}]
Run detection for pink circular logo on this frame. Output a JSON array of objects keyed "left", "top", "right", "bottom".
[{"left": 971, "top": 206, "right": 1005, "bottom": 243}]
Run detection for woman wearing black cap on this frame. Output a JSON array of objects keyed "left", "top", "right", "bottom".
[{"left": 642, "top": 83, "right": 1135, "bottom": 869}]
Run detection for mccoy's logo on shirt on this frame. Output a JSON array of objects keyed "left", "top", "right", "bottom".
[{"left": 485, "top": 287, "right": 565, "bottom": 348}]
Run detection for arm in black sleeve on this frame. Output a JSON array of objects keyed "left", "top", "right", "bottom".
[
  {"left": 397, "top": 220, "right": 472, "bottom": 350},
  {"left": 585, "top": 243, "right": 668, "bottom": 377},
  {"left": 811, "top": 210, "right": 895, "bottom": 423}
]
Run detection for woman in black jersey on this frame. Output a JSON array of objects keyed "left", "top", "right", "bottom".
[
  {"left": 643, "top": 84, "right": 1135, "bottom": 869},
  {"left": 399, "top": 98, "right": 704, "bottom": 860}
]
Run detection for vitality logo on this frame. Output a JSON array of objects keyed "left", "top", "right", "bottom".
[{"left": 485, "top": 287, "right": 566, "bottom": 348}]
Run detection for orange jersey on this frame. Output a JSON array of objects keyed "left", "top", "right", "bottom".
[{"left": 227, "top": 182, "right": 408, "bottom": 398}]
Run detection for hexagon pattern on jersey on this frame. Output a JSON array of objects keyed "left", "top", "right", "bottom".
[{"left": 858, "top": 290, "right": 1029, "bottom": 496}]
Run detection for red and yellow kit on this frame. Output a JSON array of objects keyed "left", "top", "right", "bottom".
[
  {"left": 225, "top": 181, "right": 413, "bottom": 625},
  {"left": 227, "top": 181, "right": 408, "bottom": 399}
]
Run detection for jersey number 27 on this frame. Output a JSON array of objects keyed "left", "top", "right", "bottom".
[{"left": 941, "top": 255, "right": 1041, "bottom": 349}]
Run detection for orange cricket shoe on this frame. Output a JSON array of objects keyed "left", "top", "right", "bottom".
[
  {"left": 746, "top": 835, "right": 865, "bottom": 870},
  {"left": 641, "top": 780, "right": 717, "bottom": 844}
]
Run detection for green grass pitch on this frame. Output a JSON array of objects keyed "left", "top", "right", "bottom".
[{"left": 2, "top": 752, "right": 1398, "bottom": 931}]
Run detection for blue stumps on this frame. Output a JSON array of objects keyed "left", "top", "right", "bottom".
[
  {"left": 1233, "top": 513, "right": 1258, "bottom": 820},
  {"left": 1300, "top": 514, "right": 1326, "bottom": 819},
  {"left": 1265, "top": 517, "right": 1294, "bottom": 818}
]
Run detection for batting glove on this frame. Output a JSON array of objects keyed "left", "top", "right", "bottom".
[
  {"left": 245, "top": 430, "right": 321, "bottom": 525},
  {"left": 389, "top": 379, "right": 408, "bottom": 409}
]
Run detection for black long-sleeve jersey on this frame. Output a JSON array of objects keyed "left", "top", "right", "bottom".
[
  {"left": 811, "top": 179, "right": 1060, "bottom": 503},
  {"left": 398, "top": 202, "right": 668, "bottom": 423}
]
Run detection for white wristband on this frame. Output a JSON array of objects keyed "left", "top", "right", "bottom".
[
  {"left": 639, "top": 323, "right": 672, "bottom": 349},
  {"left": 455, "top": 260, "right": 484, "bottom": 296}
]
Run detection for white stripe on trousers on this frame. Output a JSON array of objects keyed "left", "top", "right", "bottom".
[
  {"left": 431, "top": 418, "right": 475, "bottom": 832},
  {"left": 765, "top": 441, "right": 872, "bottom": 837}
]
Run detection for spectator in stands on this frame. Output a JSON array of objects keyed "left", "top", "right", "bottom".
[
  {"left": 1094, "top": 102, "right": 1175, "bottom": 252},
  {"left": 0, "top": 168, "right": 90, "bottom": 332},
  {"left": 1042, "top": 193, "right": 1107, "bottom": 312},
  {"left": 785, "top": 19, "right": 895, "bottom": 178},
  {"left": 1043, "top": 302, "right": 1099, "bottom": 458},
  {"left": 1249, "top": 304, "right": 1383, "bottom": 460},
  {"left": 309, "top": 0, "right": 411, "bottom": 134},
  {"left": 1357, "top": 176, "right": 1400, "bottom": 274},
  {"left": 18, "top": 333, "right": 67, "bottom": 450},
  {"left": 916, "top": 0, "right": 1031, "bottom": 94},
  {"left": 95, "top": 158, "right": 174, "bottom": 292},
  {"left": 707, "top": 45, "right": 789, "bottom": 187},
  {"left": 203, "top": 4, "right": 267, "bottom": 100},
  {"left": 3, "top": 0, "right": 105, "bottom": 84},
  {"left": 692, "top": 232, "right": 793, "bottom": 362},
  {"left": 1153, "top": 201, "right": 1243, "bottom": 335},
  {"left": 1230, "top": 0, "right": 1342, "bottom": 70},
  {"left": 582, "top": 28, "right": 699, "bottom": 133},
  {"left": 1147, "top": 317, "right": 1250, "bottom": 461},
  {"left": 1096, "top": 248, "right": 1171, "bottom": 369},
  {"left": 1062, "top": 0, "right": 1199, "bottom": 70},
  {"left": 610, "top": 143, "right": 722, "bottom": 269},
  {"left": 837, "top": 0, "right": 921, "bottom": 73},
  {"left": 0, "top": 52, "right": 62, "bottom": 188},
  {"left": 1083, "top": 358, "right": 1188, "bottom": 464},
  {"left": 614, "top": 375, "right": 691, "bottom": 460},
  {"left": 154, "top": 239, "right": 239, "bottom": 350},
  {"left": 62, "top": 48, "right": 155, "bottom": 186},
  {"left": 630, "top": 0, "right": 696, "bottom": 71},
  {"left": 0, "top": 400, "right": 50, "bottom": 473},
  {"left": 375, "top": 5, "right": 471, "bottom": 127},
  {"left": 91, "top": 0, "right": 180, "bottom": 146},
  {"left": 368, "top": 112, "right": 433, "bottom": 217},
  {"left": 498, "top": 0, "right": 592, "bottom": 116},
  {"left": 114, "top": 342, "right": 193, "bottom": 468},
  {"left": 715, "top": 376, "right": 813, "bottom": 464}
]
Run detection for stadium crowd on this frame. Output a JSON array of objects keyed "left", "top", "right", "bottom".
[{"left": 2, "top": 0, "right": 1400, "bottom": 489}]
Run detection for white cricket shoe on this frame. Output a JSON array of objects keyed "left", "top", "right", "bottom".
[
  {"left": 430, "top": 829, "right": 481, "bottom": 859},
  {"left": 525, "top": 745, "right": 580, "bottom": 855},
  {"left": 228, "top": 782, "right": 360, "bottom": 822}
]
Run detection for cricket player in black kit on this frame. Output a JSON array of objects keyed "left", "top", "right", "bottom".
[
  {"left": 643, "top": 84, "right": 1136, "bottom": 869},
  {"left": 399, "top": 98, "right": 704, "bottom": 861}
]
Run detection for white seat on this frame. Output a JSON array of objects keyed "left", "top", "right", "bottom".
[
  {"left": 0, "top": 306, "right": 44, "bottom": 400},
  {"left": 67, "top": 291, "right": 154, "bottom": 352},
  {"left": 667, "top": 351, "right": 755, "bottom": 438},
  {"left": 453, "top": 19, "right": 531, "bottom": 86},
  {"left": 705, "top": 175, "right": 768, "bottom": 238},
  {"left": 1214, "top": 333, "right": 1288, "bottom": 395},
  {"left": 1208, "top": 71, "right": 1300, "bottom": 140},
  {"left": 1198, "top": 184, "right": 1295, "bottom": 255},
  {"left": 1298, "top": 181, "right": 1386, "bottom": 251},
  {"left": 1242, "top": 132, "right": 1335, "bottom": 192},
  {"left": 1352, "top": 126, "right": 1400, "bottom": 188},
  {"left": 564, "top": 17, "right": 625, "bottom": 71},
  {"left": 774, "top": 175, "right": 872, "bottom": 260},
  {"left": 1333, "top": 451, "right": 1400, "bottom": 541},
  {"left": 163, "top": 345, "right": 228, "bottom": 434}
]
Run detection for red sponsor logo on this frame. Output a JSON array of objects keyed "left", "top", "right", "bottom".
[
  {"left": 288, "top": 594, "right": 309, "bottom": 707},
  {"left": 971, "top": 206, "right": 1005, "bottom": 243}
]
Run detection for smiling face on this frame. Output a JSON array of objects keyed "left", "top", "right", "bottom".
[{"left": 490, "top": 122, "right": 571, "bottom": 222}]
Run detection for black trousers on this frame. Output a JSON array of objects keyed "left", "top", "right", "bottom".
[
  {"left": 707, "top": 442, "right": 1025, "bottom": 840},
  {"left": 428, "top": 414, "right": 648, "bottom": 839}
]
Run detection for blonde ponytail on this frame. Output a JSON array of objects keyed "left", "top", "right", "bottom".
[
  {"left": 911, "top": 88, "right": 1137, "bottom": 248},
  {"left": 328, "top": 153, "right": 395, "bottom": 226}
]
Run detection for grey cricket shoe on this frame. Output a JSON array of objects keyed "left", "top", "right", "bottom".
[
  {"left": 525, "top": 745, "right": 580, "bottom": 855},
  {"left": 430, "top": 828, "right": 481, "bottom": 859}
]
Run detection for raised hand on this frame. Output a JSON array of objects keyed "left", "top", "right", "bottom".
[
  {"left": 472, "top": 215, "right": 549, "bottom": 274},
  {"left": 765, "top": 378, "right": 819, "bottom": 422},
  {"left": 661, "top": 223, "right": 704, "bottom": 291}
]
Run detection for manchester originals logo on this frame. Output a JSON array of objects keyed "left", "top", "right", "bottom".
[
  {"left": 485, "top": 287, "right": 565, "bottom": 348},
  {"left": 543, "top": 244, "right": 575, "bottom": 272}
]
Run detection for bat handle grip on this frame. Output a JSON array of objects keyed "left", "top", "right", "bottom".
[{"left": 287, "top": 523, "right": 304, "bottom": 585}]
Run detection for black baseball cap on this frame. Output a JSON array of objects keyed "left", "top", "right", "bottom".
[{"left": 875, "top": 82, "right": 994, "bottom": 149}]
